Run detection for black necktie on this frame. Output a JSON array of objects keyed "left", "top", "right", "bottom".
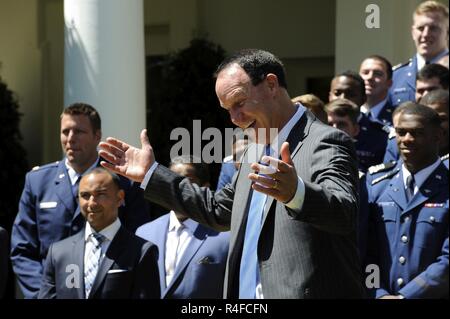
[{"left": 406, "top": 174, "right": 415, "bottom": 201}]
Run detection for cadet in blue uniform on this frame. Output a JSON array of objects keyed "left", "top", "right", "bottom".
[
  {"left": 366, "top": 102, "right": 448, "bottom": 299},
  {"left": 384, "top": 89, "right": 449, "bottom": 164},
  {"left": 359, "top": 55, "right": 396, "bottom": 126},
  {"left": 329, "top": 72, "right": 389, "bottom": 171},
  {"left": 388, "top": 1, "right": 449, "bottom": 107},
  {"left": 11, "top": 103, "right": 152, "bottom": 299}
]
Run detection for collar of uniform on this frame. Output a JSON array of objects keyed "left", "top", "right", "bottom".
[
  {"left": 416, "top": 49, "right": 449, "bottom": 71},
  {"left": 269, "top": 102, "right": 305, "bottom": 159},
  {"left": 84, "top": 218, "right": 121, "bottom": 243},
  {"left": 65, "top": 156, "right": 100, "bottom": 186},
  {"left": 168, "top": 210, "right": 196, "bottom": 234},
  {"left": 367, "top": 98, "right": 389, "bottom": 120},
  {"left": 401, "top": 158, "right": 441, "bottom": 191}
]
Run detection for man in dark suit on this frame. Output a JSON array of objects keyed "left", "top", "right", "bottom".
[
  {"left": 388, "top": 1, "right": 448, "bottom": 107},
  {"left": 0, "top": 226, "right": 8, "bottom": 298},
  {"left": 11, "top": 103, "right": 152, "bottom": 298},
  {"left": 38, "top": 168, "right": 160, "bottom": 299},
  {"left": 99, "top": 49, "right": 365, "bottom": 299},
  {"left": 136, "top": 157, "right": 229, "bottom": 298}
]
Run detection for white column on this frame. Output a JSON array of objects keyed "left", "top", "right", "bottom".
[{"left": 64, "top": 0, "right": 145, "bottom": 146}]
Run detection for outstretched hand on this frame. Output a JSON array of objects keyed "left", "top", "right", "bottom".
[
  {"left": 248, "top": 142, "right": 298, "bottom": 203},
  {"left": 98, "top": 129, "right": 155, "bottom": 183}
]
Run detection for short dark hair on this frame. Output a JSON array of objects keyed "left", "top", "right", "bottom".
[
  {"left": 325, "top": 98, "right": 360, "bottom": 124},
  {"left": 215, "top": 49, "right": 288, "bottom": 89},
  {"left": 62, "top": 103, "right": 101, "bottom": 132},
  {"left": 364, "top": 55, "right": 393, "bottom": 80},
  {"left": 82, "top": 167, "right": 122, "bottom": 190},
  {"left": 169, "top": 155, "right": 210, "bottom": 186},
  {"left": 335, "top": 70, "right": 367, "bottom": 102},
  {"left": 393, "top": 101, "right": 442, "bottom": 129},
  {"left": 416, "top": 64, "right": 449, "bottom": 89},
  {"left": 419, "top": 89, "right": 449, "bottom": 108}
]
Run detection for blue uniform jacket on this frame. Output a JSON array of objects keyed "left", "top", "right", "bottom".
[
  {"left": 136, "top": 213, "right": 229, "bottom": 299},
  {"left": 365, "top": 160, "right": 449, "bottom": 298},
  {"left": 388, "top": 57, "right": 417, "bottom": 107},
  {"left": 370, "top": 100, "right": 396, "bottom": 127},
  {"left": 11, "top": 159, "right": 152, "bottom": 298},
  {"left": 356, "top": 113, "right": 389, "bottom": 172}
]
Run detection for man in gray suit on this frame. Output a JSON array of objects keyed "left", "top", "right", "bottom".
[{"left": 99, "top": 49, "right": 365, "bottom": 298}]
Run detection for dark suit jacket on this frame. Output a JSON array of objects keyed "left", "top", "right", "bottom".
[
  {"left": 11, "top": 158, "right": 152, "bottom": 298},
  {"left": 136, "top": 214, "right": 229, "bottom": 298},
  {"left": 0, "top": 226, "right": 8, "bottom": 298},
  {"left": 145, "top": 110, "right": 365, "bottom": 298},
  {"left": 38, "top": 225, "right": 160, "bottom": 299}
]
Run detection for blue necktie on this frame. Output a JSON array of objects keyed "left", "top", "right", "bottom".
[
  {"left": 85, "top": 232, "right": 105, "bottom": 298},
  {"left": 239, "top": 145, "right": 270, "bottom": 299},
  {"left": 406, "top": 174, "right": 415, "bottom": 202}
]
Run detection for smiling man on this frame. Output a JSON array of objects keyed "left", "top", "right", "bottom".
[
  {"left": 99, "top": 49, "right": 364, "bottom": 299},
  {"left": 11, "top": 103, "right": 152, "bottom": 298},
  {"left": 389, "top": 1, "right": 449, "bottom": 107},
  {"left": 365, "top": 102, "right": 448, "bottom": 299},
  {"left": 39, "top": 168, "right": 160, "bottom": 299}
]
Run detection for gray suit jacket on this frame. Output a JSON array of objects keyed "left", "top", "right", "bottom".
[
  {"left": 38, "top": 225, "right": 160, "bottom": 299},
  {"left": 145, "top": 110, "right": 365, "bottom": 298}
]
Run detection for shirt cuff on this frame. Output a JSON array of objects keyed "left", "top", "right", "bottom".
[
  {"left": 285, "top": 176, "right": 305, "bottom": 211},
  {"left": 140, "top": 161, "right": 159, "bottom": 190}
]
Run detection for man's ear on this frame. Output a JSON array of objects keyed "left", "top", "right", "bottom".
[
  {"left": 117, "top": 189, "right": 125, "bottom": 207},
  {"left": 265, "top": 73, "right": 279, "bottom": 91}
]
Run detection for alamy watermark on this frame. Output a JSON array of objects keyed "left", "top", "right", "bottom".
[{"left": 365, "top": 4, "right": 380, "bottom": 29}]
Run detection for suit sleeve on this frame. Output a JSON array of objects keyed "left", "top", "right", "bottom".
[
  {"left": 286, "top": 129, "right": 359, "bottom": 235},
  {"left": 144, "top": 165, "right": 235, "bottom": 232},
  {"left": 132, "top": 242, "right": 161, "bottom": 299},
  {"left": 10, "top": 173, "right": 43, "bottom": 299},
  {"left": 37, "top": 243, "right": 56, "bottom": 299},
  {"left": 399, "top": 237, "right": 449, "bottom": 299}
]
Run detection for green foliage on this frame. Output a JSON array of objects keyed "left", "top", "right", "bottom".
[
  {"left": 0, "top": 75, "right": 28, "bottom": 229},
  {"left": 146, "top": 38, "right": 232, "bottom": 186}
]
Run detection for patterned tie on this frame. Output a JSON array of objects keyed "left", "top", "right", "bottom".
[
  {"left": 165, "top": 223, "right": 184, "bottom": 287},
  {"left": 239, "top": 145, "right": 270, "bottom": 299},
  {"left": 406, "top": 174, "right": 415, "bottom": 202},
  {"left": 84, "top": 232, "right": 105, "bottom": 298}
]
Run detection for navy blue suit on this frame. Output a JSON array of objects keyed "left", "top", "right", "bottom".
[
  {"left": 356, "top": 113, "right": 389, "bottom": 172},
  {"left": 388, "top": 57, "right": 417, "bottom": 107},
  {"left": 136, "top": 213, "right": 229, "bottom": 299},
  {"left": 365, "top": 161, "right": 449, "bottom": 298},
  {"left": 11, "top": 159, "right": 152, "bottom": 298}
]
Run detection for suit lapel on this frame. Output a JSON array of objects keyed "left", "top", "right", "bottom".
[
  {"left": 71, "top": 230, "right": 86, "bottom": 299},
  {"left": 164, "top": 223, "right": 206, "bottom": 298},
  {"left": 403, "top": 164, "right": 448, "bottom": 214},
  {"left": 88, "top": 227, "right": 128, "bottom": 298},
  {"left": 386, "top": 170, "right": 408, "bottom": 211},
  {"left": 157, "top": 216, "right": 170, "bottom": 292},
  {"left": 406, "top": 57, "right": 417, "bottom": 91},
  {"left": 261, "top": 111, "right": 312, "bottom": 225}
]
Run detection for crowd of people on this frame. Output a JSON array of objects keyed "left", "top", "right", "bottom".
[{"left": 0, "top": 0, "right": 448, "bottom": 299}]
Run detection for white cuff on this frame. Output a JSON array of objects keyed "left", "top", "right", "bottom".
[
  {"left": 140, "top": 161, "right": 159, "bottom": 190},
  {"left": 285, "top": 176, "right": 305, "bottom": 211}
]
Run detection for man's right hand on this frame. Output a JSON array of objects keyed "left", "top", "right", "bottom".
[{"left": 99, "top": 129, "right": 154, "bottom": 183}]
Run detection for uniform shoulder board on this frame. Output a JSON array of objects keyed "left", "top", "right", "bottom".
[
  {"left": 382, "top": 125, "right": 392, "bottom": 135},
  {"left": 368, "top": 161, "right": 397, "bottom": 175},
  {"left": 388, "top": 126, "right": 396, "bottom": 139},
  {"left": 371, "top": 168, "right": 400, "bottom": 185},
  {"left": 392, "top": 59, "right": 411, "bottom": 71},
  {"left": 30, "top": 161, "right": 59, "bottom": 172},
  {"left": 441, "top": 153, "right": 449, "bottom": 161},
  {"left": 358, "top": 171, "right": 365, "bottom": 179}
]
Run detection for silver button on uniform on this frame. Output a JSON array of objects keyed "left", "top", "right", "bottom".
[
  {"left": 397, "top": 278, "right": 404, "bottom": 286},
  {"left": 399, "top": 256, "right": 406, "bottom": 264},
  {"left": 401, "top": 235, "right": 408, "bottom": 243}
]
